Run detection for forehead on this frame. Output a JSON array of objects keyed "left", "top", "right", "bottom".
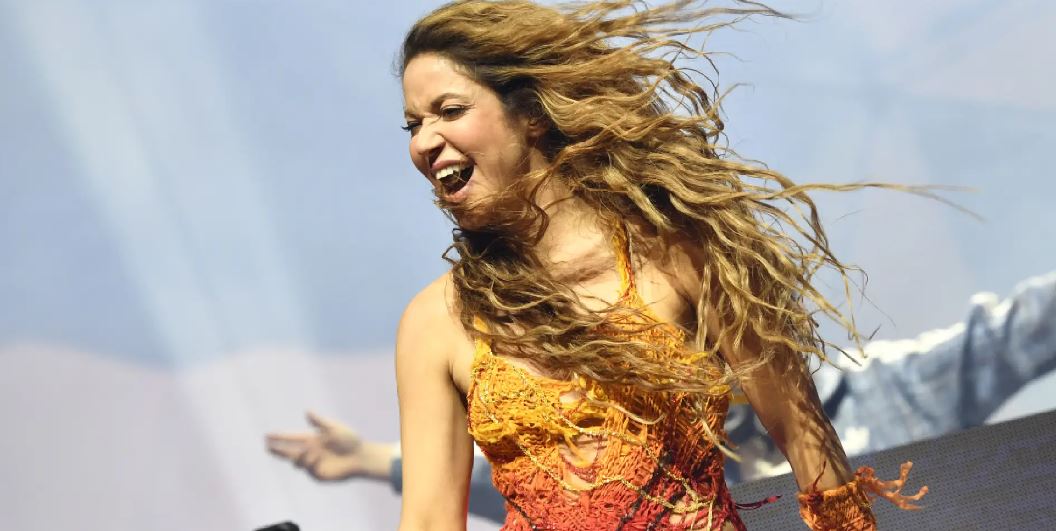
[{"left": 402, "top": 53, "right": 480, "bottom": 112}]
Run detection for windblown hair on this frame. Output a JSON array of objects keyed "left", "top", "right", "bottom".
[{"left": 400, "top": 0, "right": 907, "bottom": 400}]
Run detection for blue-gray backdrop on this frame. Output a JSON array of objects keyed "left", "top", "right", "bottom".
[{"left": 1, "top": 1, "right": 1053, "bottom": 530}]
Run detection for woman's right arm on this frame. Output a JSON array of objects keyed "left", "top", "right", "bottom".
[{"left": 396, "top": 279, "right": 475, "bottom": 531}]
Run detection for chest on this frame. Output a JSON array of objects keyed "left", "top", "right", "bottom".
[{"left": 449, "top": 261, "right": 694, "bottom": 397}]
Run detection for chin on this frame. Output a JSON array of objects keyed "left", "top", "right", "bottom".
[
  {"left": 437, "top": 192, "right": 488, "bottom": 228},
  {"left": 451, "top": 208, "right": 493, "bottom": 231},
  {"left": 439, "top": 189, "right": 532, "bottom": 234}
]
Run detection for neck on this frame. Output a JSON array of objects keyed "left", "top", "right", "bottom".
[
  {"left": 511, "top": 147, "right": 614, "bottom": 267},
  {"left": 533, "top": 189, "right": 611, "bottom": 268}
]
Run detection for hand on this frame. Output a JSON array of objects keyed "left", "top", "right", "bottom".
[{"left": 266, "top": 411, "right": 397, "bottom": 482}]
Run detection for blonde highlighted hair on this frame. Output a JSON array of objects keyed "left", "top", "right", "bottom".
[{"left": 400, "top": 0, "right": 917, "bottom": 399}]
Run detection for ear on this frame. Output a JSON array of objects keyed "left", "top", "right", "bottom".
[{"left": 525, "top": 115, "right": 549, "bottom": 141}]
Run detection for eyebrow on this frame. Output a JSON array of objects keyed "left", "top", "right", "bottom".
[{"left": 403, "top": 92, "right": 466, "bottom": 118}]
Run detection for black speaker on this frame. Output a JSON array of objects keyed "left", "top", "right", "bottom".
[
  {"left": 730, "top": 409, "right": 1056, "bottom": 529},
  {"left": 254, "top": 521, "right": 299, "bottom": 531}
]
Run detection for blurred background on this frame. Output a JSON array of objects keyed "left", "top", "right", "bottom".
[{"left": 1, "top": 0, "right": 1053, "bottom": 529}]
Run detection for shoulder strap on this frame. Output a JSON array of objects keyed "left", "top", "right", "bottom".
[
  {"left": 611, "top": 221, "right": 638, "bottom": 300},
  {"left": 471, "top": 316, "right": 493, "bottom": 358}
]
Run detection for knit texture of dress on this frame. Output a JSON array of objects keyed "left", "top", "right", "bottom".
[
  {"left": 464, "top": 224, "right": 928, "bottom": 530},
  {"left": 466, "top": 225, "right": 747, "bottom": 530}
]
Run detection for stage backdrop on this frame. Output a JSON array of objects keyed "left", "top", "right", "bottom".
[{"left": 1, "top": 1, "right": 1053, "bottom": 529}]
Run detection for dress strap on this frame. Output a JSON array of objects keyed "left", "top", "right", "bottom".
[
  {"left": 611, "top": 221, "right": 638, "bottom": 301},
  {"left": 472, "top": 316, "right": 493, "bottom": 359}
]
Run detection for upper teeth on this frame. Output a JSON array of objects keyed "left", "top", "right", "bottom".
[{"left": 435, "top": 163, "right": 471, "bottom": 181}]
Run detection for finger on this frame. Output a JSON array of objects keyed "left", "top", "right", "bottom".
[
  {"left": 265, "top": 435, "right": 311, "bottom": 454},
  {"left": 306, "top": 411, "right": 340, "bottom": 431},
  {"left": 266, "top": 432, "right": 313, "bottom": 444},
  {"left": 267, "top": 440, "right": 306, "bottom": 460}
]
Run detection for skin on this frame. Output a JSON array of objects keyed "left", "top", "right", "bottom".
[
  {"left": 265, "top": 411, "right": 397, "bottom": 481},
  {"left": 402, "top": 53, "right": 554, "bottom": 231},
  {"left": 396, "top": 53, "right": 853, "bottom": 531}
]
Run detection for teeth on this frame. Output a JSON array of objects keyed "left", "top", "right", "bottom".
[{"left": 435, "top": 163, "right": 471, "bottom": 181}]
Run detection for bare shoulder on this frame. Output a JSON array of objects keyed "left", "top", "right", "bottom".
[
  {"left": 401, "top": 271, "right": 458, "bottom": 326},
  {"left": 398, "top": 271, "right": 464, "bottom": 352},
  {"left": 396, "top": 271, "right": 475, "bottom": 391},
  {"left": 654, "top": 231, "right": 708, "bottom": 303}
]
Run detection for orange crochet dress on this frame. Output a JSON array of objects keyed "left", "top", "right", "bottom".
[
  {"left": 465, "top": 226, "right": 925, "bottom": 530},
  {"left": 467, "top": 226, "right": 748, "bottom": 530}
]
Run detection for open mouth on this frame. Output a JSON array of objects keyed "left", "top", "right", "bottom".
[{"left": 436, "top": 163, "right": 474, "bottom": 196}]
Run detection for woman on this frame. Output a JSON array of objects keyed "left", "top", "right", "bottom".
[{"left": 394, "top": 1, "right": 926, "bottom": 529}]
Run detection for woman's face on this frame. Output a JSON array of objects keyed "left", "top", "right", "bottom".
[{"left": 402, "top": 53, "right": 541, "bottom": 227}]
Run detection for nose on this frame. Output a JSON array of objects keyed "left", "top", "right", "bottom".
[{"left": 410, "top": 122, "right": 444, "bottom": 171}]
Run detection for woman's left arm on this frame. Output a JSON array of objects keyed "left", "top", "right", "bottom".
[
  {"left": 724, "top": 334, "right": 894, "bottom": 529},
  {"left": 671, "top": 243, "right": 917, "bottom": 529},
  {"left": 696, "top": 300, "right": 888, "bottom": 529},
  {"left": 723, "top": 336, "right": 853, "bottom": 492},
  {"left": 669, "top": 241, "right": 855, "bottom": 492}
]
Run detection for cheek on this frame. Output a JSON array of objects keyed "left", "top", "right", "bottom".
[{"left": 470, "top": 124, "right": 521, "bottom": 168}]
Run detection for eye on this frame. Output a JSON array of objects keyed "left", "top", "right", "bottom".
[
  {"left": 440, "top": 105, "right": 467, "bottom": 120},
  {"left": 401, "top": 121, "right": 421, "bottom": 134}
]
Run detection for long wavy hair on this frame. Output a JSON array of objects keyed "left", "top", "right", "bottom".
[{"left": 399, "top": 0, "right": 917, "bottom": 402}]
